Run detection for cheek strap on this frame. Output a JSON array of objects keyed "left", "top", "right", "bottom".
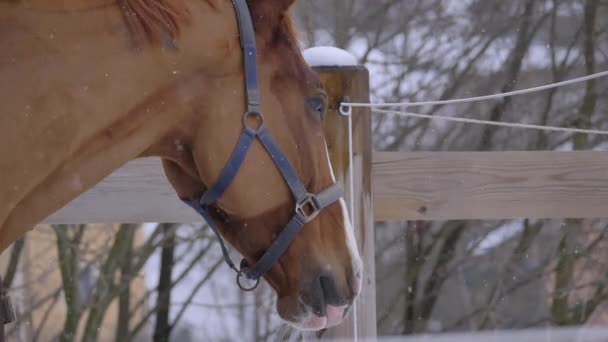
[{"left": 182, "top": 116, "right": 342, "bottom": 290}]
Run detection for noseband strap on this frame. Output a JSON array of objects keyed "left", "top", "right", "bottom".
[{"left": 181, "top": 0, "right": 343, "bottom": 290}]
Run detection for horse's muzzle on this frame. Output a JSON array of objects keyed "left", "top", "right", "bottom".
[{"left": 287, "top": 269, "right": 362, "bottom": 330}]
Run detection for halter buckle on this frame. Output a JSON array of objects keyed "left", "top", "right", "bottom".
[{"left": 295, "top": 194, "right": 321, "bottom": 224}]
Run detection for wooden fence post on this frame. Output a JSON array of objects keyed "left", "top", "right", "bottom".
[{"left": 305, "top": 48, "right": 377, "bottom": 340}]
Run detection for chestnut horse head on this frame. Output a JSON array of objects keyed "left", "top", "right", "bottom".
[
  {"left": 157, "top": 0, "right": 363, "bottom": 330},
  {"left": 0, "top": 0, "right": 361, "bottom": 331}
]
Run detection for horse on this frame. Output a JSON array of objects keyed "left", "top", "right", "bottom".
[{"left": 0, "top": 0, "right": 362, "bottom": 331}]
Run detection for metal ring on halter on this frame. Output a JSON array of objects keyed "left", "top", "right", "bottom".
[
  {"left": 236, "top": 270, "right": 260, "bottom": 291},
  {"left": 339, "top": 96, "right": 352, "bottom": 116},
  {"left": 243, "top": 111, "right": 265, "bottom": 132}
]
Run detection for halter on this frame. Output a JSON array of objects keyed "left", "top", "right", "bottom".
[{"left": 182, "top": 0, "right": 343, "bottom": 291}]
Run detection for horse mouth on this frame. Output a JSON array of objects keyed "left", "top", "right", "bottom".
[
  {"left": 287, "top": 303, "right": 353, "bottom": 331},
  {"left": 276, "top": 271, "right": 362, "bottom": 331}
]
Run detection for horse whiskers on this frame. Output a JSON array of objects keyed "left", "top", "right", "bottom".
[{"left": 277, "top": 323, "right": 308, "bottom": 342}]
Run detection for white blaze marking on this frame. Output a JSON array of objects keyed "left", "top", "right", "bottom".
[
  {"left": 324, "top": 146, "right": 363, "bottom": 276},
  {"left": 339, "top": 198, "right": 362, "bottom": 274}
]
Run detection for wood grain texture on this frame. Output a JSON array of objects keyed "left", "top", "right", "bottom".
[
  {"left": 315, "top": 66, "right": 377, "bottom": 339},
  {"left": 374, "top": 151, "right": 608, "bottom": 221},
  {"left": 45, "top": 151, "right": 608, "bottom": 224},
  {"left": 43, "top": 158, "right": 202, "bottom": 224},
  {"left": 330, "top": 327, "right": 608, "bottom": 342}
]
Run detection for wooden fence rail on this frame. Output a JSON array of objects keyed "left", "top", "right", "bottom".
[
  {"left": 45, "top": 150, "right": 608, "bottom": 224},
  {"left": 374, "top": 150, "right": 608, "bottom": 221},
  {"left": 329, "top": 327, "right": 608, "bottom": 342}
]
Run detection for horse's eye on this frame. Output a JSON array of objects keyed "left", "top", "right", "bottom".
[{"left": 306, "top": 96, "right": 326, "bottom": 120}]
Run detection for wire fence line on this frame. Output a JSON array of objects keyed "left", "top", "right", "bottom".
[
  {"left": 341, "top": 69, "right": 608, "bottom": 136},
  {"left": 344, "top": 70, "right": 608, "bottom": 109},
  {"left": 370, "top": 108, "right": 608, "bottom": 135}
]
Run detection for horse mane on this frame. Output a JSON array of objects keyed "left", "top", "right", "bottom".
[
  {"left": 277, "top": 9, "right": 299, "bottom": 46},
  {"left": 121, "top": 0, "right": 300, "bottom": 49},
  {"left": 2, "top": 0, "right": 298, "bottom": 49},
  {"left": 120, "top": 0, "right": 300, "bottom": 49},
  {"left": 117, "top": 0, "right": 192, "bottom": 47},
  {"left": 0, "top": 0, "right": 191, "bottom": 46}
]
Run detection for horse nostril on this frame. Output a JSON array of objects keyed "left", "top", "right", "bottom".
[
  {"left": 305, "top": 275, "right": 327, "bottom": 317},
  {"left": 313, "top": 305, "right": 325, "bottom": 317},
  {"left": 319, "top": 275, "right": 344, "bottom": 306},
  {"left": 306, "top": 273, "right": 351, "bottom": 317}
]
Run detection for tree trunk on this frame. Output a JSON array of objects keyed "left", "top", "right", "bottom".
[
  {"left": 115, "top": 229, "right": 135, "bottom": 340},
  {"left": 2, "top": 238, "right": 25, "bottom": 290},
  {"left": 153, "top": 224, "right": 176, "bottom": 342},
  {"left": 82, "top": 224, "right": 136, "bottom": 341},
  {"left": 54, "top": 225, "right": 81, "bottom": 342}
]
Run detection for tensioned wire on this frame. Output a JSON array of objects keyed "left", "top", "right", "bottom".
[
  {"left": 341, "top": 70, "right": 608, "bottom": 136},
  {"left": 344, "top": 70, "right": 608, "bottom": 110}
]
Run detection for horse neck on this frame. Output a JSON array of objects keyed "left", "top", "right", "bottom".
[
  {"left": 0, "top": 0, "right": 228, "bottom": 252},
  {"left": 11, "top": 0, "right": 116, "bottom": 11}
]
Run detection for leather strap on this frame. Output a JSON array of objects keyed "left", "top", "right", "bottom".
[
  {"left": 182, "top": 125, "right": 343, "bottom": 281},
  {"left": 243, "top": 183, "right": 343, "bottom": 280},
  {"left": 231, "top": 0, "right": 260, "bottom": 114},
  {"left": 180, "top": 0, "right": 344, "bottom": 287},
  {"left": 199, "top": 128, "right": 256, "bottom": 206},
  {"left": 256, "top": 126, "right": 308, "bottom": 201}
]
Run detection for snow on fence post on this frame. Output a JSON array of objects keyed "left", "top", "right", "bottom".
[{"left": 303, "top": 47, "right": 377, "bottom": 340}]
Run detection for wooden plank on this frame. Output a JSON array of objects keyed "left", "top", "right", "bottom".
[
  {"left": 373, "top": 151, "right": 608, "bottom": 221},
  {"left": 43, "top": 158, "right": 202, "bottom": 224},
  {"left": 315, "top": 66, "right": 377, "bottom": 339},
  {"left": 45, "top": 150, "right": 608, "bottom": 223},
  {"left": 45, "top": 151, "right": 608, "bottom": 224},
  {"left": 328, "top": 327, "right": 608, "bottom": 342}
]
